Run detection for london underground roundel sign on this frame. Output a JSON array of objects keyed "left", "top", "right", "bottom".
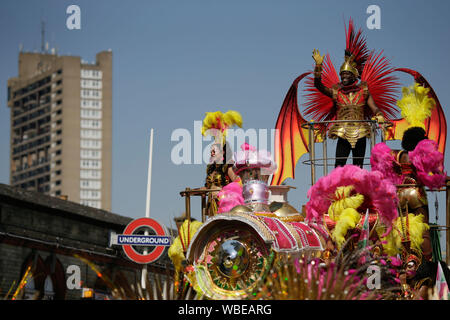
[{"left": 118, "top": 217, "right": 172, "bottom": 264}]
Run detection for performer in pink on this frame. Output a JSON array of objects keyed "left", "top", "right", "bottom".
[{"left": 370, "top": 83, "right": 447, "bottom": 261}]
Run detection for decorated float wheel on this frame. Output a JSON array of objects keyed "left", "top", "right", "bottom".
[{"left": 189, "top": 221, "right": 272, "bottom": 299}]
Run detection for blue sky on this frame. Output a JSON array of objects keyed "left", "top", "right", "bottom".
[{"left": 1, "top": 1, "right": 449, "bottom": 249}]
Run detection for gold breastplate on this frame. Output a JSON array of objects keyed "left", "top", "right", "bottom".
[
  {"left": 206, "top": 173, "right": 223, "bottom": 188},
  {"left": 328, "top": 104, "right": 371, "bottom": 147},
  {"left": 328, "top": 84, "right": 371, "bottom": 148}
]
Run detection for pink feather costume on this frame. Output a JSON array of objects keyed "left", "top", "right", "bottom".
[
  {"left": 217, "top": 182, "right": 244, "bottom": 214},
  {"left": 409, "top": 139, "right": 446, "bottom": 190},
  {"left": 371, "top": 140, "right": 446, "bottom": 218},
  {"left": 371, "top": 140, "right": 446, "bottom": 191},
  {"left": 306, "top": 164, "right": 398, "bottom": 237}
]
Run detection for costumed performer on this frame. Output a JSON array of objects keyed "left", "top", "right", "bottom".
[
  {"left": 312, "top": 48, "right": 385, "bottom": 168},
  {"left": 305, "top": 19, "right": 399, "bottom": 168},
  {"left": 370, "top": 83, "right": 447, "bottom": 261},
  {"left": 201, "top": 110, "right": 242, "bottom": 216}
]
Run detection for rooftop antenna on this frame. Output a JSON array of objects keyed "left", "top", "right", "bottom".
[{"left": 41, "top": 20, "right": 45, "bottom": 53}]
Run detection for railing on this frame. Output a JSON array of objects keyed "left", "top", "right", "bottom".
[
  {"left": 301, "top": 119, "right": 393, "bottom": 184},
  {"left": 301, "top": 119, "right": 449, "bottom": 264},
  {"left": 179, "top": 188, "right": 219, "bottom": 223}
]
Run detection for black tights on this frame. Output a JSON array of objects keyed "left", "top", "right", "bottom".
[{"left": 335, "top": 137, "right": 366, "bottom": 168}]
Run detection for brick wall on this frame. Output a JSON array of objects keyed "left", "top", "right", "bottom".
[{"left": 0, "top": 184, "right": 172, "bottom": 300}]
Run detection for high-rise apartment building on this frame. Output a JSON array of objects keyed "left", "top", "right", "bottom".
[{"left": 7, "top": 50, "right": 112, "bottom": 211}]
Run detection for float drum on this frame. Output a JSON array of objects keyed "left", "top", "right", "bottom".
[{"left": 186, "top": 212, "right": 324, "bottom": 300}]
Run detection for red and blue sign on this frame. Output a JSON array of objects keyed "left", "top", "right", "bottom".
[{"left": 116, "top": 217, "right": 172, "bottom": 264}]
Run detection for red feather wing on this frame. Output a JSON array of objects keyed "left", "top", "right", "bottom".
[
  {"left": 361, "top": 51, "right": 400, "bottom": 119},
  {"left": 271, "top": 73, "right": 311, "bottom": 186},
  {"left": 390, "top": 68, "right": 447, "bottom": 154}
]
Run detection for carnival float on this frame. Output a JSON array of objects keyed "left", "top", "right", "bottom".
[{"left": 168, "top": 18, "right": 450, "bottom": 300}]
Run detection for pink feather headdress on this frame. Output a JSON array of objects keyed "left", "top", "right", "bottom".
[
  {"left": 370, "top": 142, "right": 403, "bottom": 186},
  {"left": 409, "top": 139, "right": 446, "bottom": 190},
  {"left": 306, "top": 165, "right": 398, "bottom": 236},
  {"left": 233, "top": 143, "right": 277, "bottom": 176}
]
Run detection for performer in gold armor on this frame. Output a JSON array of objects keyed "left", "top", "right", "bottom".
[{"left": 313, "top": 49, "right": 385, "bottom": 168}]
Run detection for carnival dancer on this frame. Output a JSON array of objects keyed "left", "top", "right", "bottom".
[
  {"left": 201, "top": 110, "right": 242, "bottom": 216},
  {"left": 398, "top": 244, "right": 432, "bottom": 299},
  {"left": 386, "top": 216, "right": 450, "bottom": 300},
  {"left": 370, "top": 83, "right": 447, "bottom": 262},
  {"left": 205, "top": 141, "right": 237, "bottom": 191},
  {"left": 312, "top": 48, "right": 387, "bottom": 168},
  {"left": 270, "top": 19, "right": 400, "bottom": 187}
]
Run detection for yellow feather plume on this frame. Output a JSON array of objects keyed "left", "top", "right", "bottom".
[
  {"left": 223, "top": 110, "right": 243, "bottom": 128},
  {"left": 378, "top": 214, "right": 429, "bottom": 256},
  {"left": 201, "top": 110, "right": 243, "bottom": 137},
  {"left": 332, "top": 208, "right": 361, "bottom": 249},
  {"left": 328, "top": 186, "right": 364, "bottom": 221},
  {"left": 168, "top": 219, "right": 202, "bottom": 273},
  {"left": 397, "top": 83, "right": 436, "bottom": 129}
]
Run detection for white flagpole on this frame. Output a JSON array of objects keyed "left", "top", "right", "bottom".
[
  {"left": 142, "top": 129, "right": 154, "bottom": 290},
  {"left": 146, "top": 128, "right": 154, "bottom": 218}
]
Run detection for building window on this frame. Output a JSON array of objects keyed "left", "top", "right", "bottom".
[
  {"left": 80, "top": 199, "right": 101, "bottom": 209},
  {"left": 81, "top": 99, "right": 102, "bottom": 109},
  {"left": 20, "top": 254, "right": 46, "bottom": 300},
  {"left": 43, "top": 276, "right": 55, "bottom": 300},
  {"left": 81, "top": 89, "right": 102, "bottom": 99},
  {"left": 81, "top": 139, "right": 102, "bottom": 149},
  {"left": 80, "top": 189, "right": 101, "bottom": 200},
  {"left": 81, "top": 69, "right": 102, "bottom": 79},
  {"left": 81, "top": 149, "right": 102, "bottom": 159},
  {"left": 80, "top": 160, "right": 102, "bottom": 169},
  {"left": 81, "top": 119, "right": 102, "bottom": 129},
  {"left": 80, "top": 179, "right": 101, "bottom": 189},
  {"left": 81, "top": 109, "right": 102, "bottom": 119},
  {"left": 81, "top": 129, "right": 102, "bottom": 139},
  {"left": 81, "top": 79, "right": 102, "bottom": 89},
  {"left": 80, "top": 169, "right": 102, "bottom": 179}
]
